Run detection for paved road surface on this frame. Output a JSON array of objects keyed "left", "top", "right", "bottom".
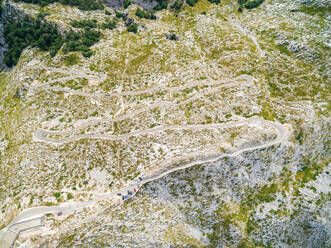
[
  {"left": 0, "top": 67, "right": 289, "bottom": 247},
  {"left": 33, "top": 74, "right": 254, "bottom": 144},
  {"left": 0, "top": 117, "right": 288, "bottom": 247}
]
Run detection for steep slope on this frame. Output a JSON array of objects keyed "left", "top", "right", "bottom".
[{"left": 0, "top": 0, "right": 330, "bottom": 247}]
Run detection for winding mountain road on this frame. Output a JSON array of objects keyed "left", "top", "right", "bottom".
[
  {"left": 0, "top": 66, "right": 289, "bottom": 248},
  {"left": 0, "top": 116, "right": 288, "bottom": 248},
  {"left": 36, "top": 116, "right": 269, "bottom": 145},
  {"left": 33, "top": 74, "right": 254, "bottom": 144}
]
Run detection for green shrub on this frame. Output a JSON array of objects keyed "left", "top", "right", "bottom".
[
  {"left": 62, "top": 28, "right": 100, "bottom": 57},
  {"left": 115, "top": 11, "right": 126, "bottom": 19},
  {"left": 71, "top": 19, "right": 97, "bottom": 29},
  {"left": 37, "top": 11, "right": 49, "bottom": 19},
  {"left": 123, "top": 0, "right": 132, "bottom": 9},
  {"left": 135, "top": 8, "right": 156, "bottom": 19},
  {"left": 153, "top": 0, "right": 168, "bottom": 10},
  {"left": 64, "top": 54, "right": 80, "bottom": 66},
  {"left": 277, "top": 45, "right": 291, "bottom": 55},
  {"left": 54, "top": 192, "right": 61, "bottom": 198},
  {"left": 15, "top": 0, "right": 104, "bottom": 11},
  {"left": 67, "top": 193, "right": 74, "bottom": 200},
  {"left": 170, "top": 0, "right": 183, "bottom": 10},
  {"left": 208, "top": 0, "right": 220, "bottom": 4},
  {"left": 101, "top": 18, "right": 117, "bottom": 30},
  {"left": 186, "top": 0, "right": 198, "bottom": 7},
  {"left": 238, "top": 0, "right": 248, "bottom": 4},
  {"left": 127, "top": 23, "right": 138, "bottom": 33},
  {"left": 255, "top": 183, "right": 278, "bottom": 203},
  {"left": 244, "top": 0, "right": 264, "bottom": 9}
]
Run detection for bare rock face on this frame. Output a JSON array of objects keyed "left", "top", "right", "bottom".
[
  {"left": 104, "top": 0, "right": 158, "bottom": 10},
  {"left": 103, "top": 0, "right": 123, "bottom": 9},
  {"left": 0, "top": 22, "right": 6, "bottom": 70},
  {"left": 1, "top": 0, "right": 28, "bottom": 24},
  {"left": 300, "top": 0, "right": 331, "bottom": 8},
  {"left": 132, "top": 0, "right": 158, "bottom": 11},
  {"left": 0, "top": 0, "right": 330, "bottom": 247}
]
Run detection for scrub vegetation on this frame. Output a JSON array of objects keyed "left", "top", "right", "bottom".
[
  {"left": 3, "top": 16, "right": 63, "bottom": 66},
  {"left": 238, "top": 0, "right": 265, "bottom": 12},
  {"left": 13, "top": 0, "right": 104, "bottom": 10},
  {"left": 136, "top": 8, "right": 156, "bottom": 20},
  {"left": 3, "top": 13, "right": 106, "bottom": 66},
  {"left": 0, "top": 0, "right": 330, "bottom": 246}
]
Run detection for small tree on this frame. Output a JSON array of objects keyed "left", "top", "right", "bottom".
[
  {"left": 238, "top": 0, "right": 248, "bottom": 4},
  {"left": 244, "top": 0, "right": 265, "bottom": 9},
  {"left": 67, "top": 193, "right": 74, "bottom": 200},
  {"left": 127, "top": 23, "right": 138, "bottom": 33},
  {"left": 186, "top": 0, "right": 198, "bottom": 7},
  {"left": 170, "top": 0, "right": 183, "bottom": 10},
  {"left": 208, "top": 0, "right": 220, "bottom": 3},
  {"left": 123, "top": 0, "right": 131, "bottom": 8}
]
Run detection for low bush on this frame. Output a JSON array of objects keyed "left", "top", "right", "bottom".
[
  {"left": 244, "top": 0, "right": 264, "bottom": 9},
  {"left": 101, "top": 18, "right": 117, "bottom": 30},
  {"left": 63, "top": 54, "right": 80, "bottom": 66},
  {"left": 170, "top": 0, "right": 183, "bottom": 10},
  {"left": 135, "top": 8, "right": 156, "bottom": 19},
  {"left": 14, "top": 0, "right": 104, "bottom": 11},
  {"left": 127, "top": 23, "right": 138, "bottom": 33},
  {"left": 71, "top": 19, "right": 97, "bottom": 29},
  {"left": 63, "top": 28, "right": 100, "bottom": 54},
  {"left": 123, "top": 0, "right": 132, "bottom": 9},
  {"left": 207, "top": 0, "right": 220, "bottom": 4},
  {"left": 153, "top": 0, "right": 167, "bottom": 11},
  {"left": 186, "top": 0, "right": 198, "bottom": 7},
  {"left": 115, "top": 11, "right": 127, "bottom": 19}
]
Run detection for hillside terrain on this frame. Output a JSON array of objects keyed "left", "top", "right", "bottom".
[{"left": 0, "top": 0, "right": 330, "bottom": 247}]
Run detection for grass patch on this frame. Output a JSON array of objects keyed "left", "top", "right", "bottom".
[
  {"left": 67, "top": 193, "right": 74, "bottom": 200},
  {"left": 277, "top": 45, "right": 291, "bottom": 56},
  {"left": 298, "top": 5, "right": 331, "bottom": 17},
  {"left": 63, "top": 54, "right": 81, "bottom": 66},
  {"left": 260, "top": 102, "right": 275, "bottom": 121}
]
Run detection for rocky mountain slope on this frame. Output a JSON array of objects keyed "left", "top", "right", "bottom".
[{"left": 0, "top": 0, "right": 330, "bottom": 247}]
